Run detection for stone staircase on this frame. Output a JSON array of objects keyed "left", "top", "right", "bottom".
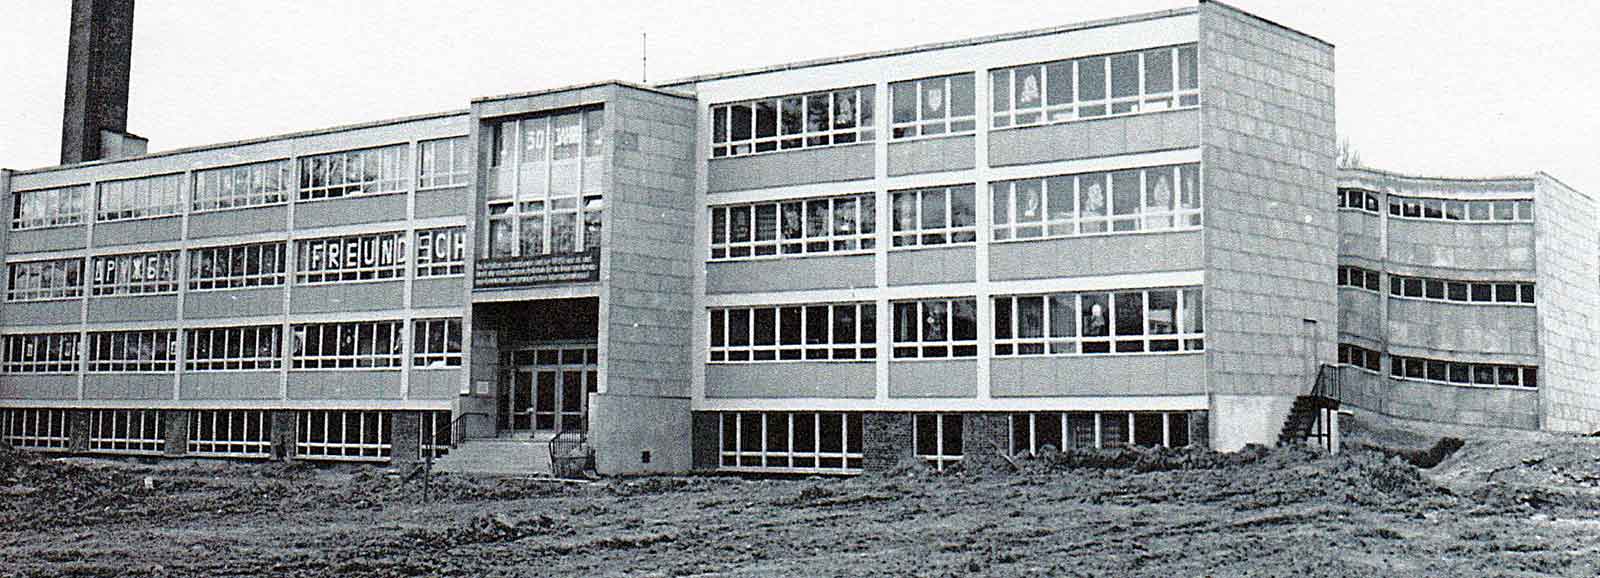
[{"left": 428, "top": 438, "right": 552, "bottom": 477}]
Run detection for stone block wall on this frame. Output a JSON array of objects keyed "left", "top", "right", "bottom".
[
  {"left": 162, "top": 410, "right": 189, "bottom": 457},
  {"left": 862, "top": 413, "right": 914, "bottom": 473},
  {"left": 1199, "top": 1, "right": 1339, "bottom": 400},
  {"left": 690, "top": 413, "right": 719, "bottom": 470},
  {"left": 1534, "top": 175, "right": 1600, "bottom": 432}
]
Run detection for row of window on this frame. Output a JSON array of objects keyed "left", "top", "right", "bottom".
[
  {"left": 1339, "top": 265, "right": 1535, "bottom": 305},
  {"left": 0, "top": 319, "right": 462, "bottom": 373},
  {"left": 717, "top": 412, "right": 864, "bottom": 474},
  {"left": 1008, "top": 411, "right": 1194, "bottom": 456},
  {"left": 1337, "top": 188, "right": 1535, "bottom": 223},
  {"left": 709, "top": 303, "right": 876, "bottom": 362},
  {"left": 484, "top": 109, "right": 606, "bottom": 259},
  {"left": 706, "top": 164, "right": 1201, "bottom": 261},
  {"left": 709, "top": 44, "right": 1198, "bottom": 158},
  {"left": 709, "top": 193, "right": 875, "bottom": 260},
  {"left": 1338, "top": 343, "right": 1538, "bottom": 388},
  {"left": 12, "top": 137, "right": 470, "bottom": 230},
  {"left": 88, "top": 409, "right": 165, "bottom": 454},
  {"left": 993, "top": 288, "right": 1203, "bottom": 356},
  {"left": 5, "top": 227, "right": 466, "bottom": 302}
]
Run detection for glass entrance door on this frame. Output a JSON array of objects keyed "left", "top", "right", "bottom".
[{"left": 499, "top": 346, "right": 597, "bottom": 435}]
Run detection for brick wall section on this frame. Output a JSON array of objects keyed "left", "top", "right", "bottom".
[
  {"left": 1188, "top": 411, "right": 1210, "bottom": 449},
  {"left": 390, "top": 411, "right": 420, "bottom": 465},
  {"left": 68, "top": 410, "right": 91, "bottom": 452},
  {"left": 271, "top": 411, "right": 297, "bottom": 459},
  {"left": 960, "top": 413, "right": 1010, "bottom": 469},
  {"left": 862, "top": 412, "right": 913, "bottom": 473},
  {"left": 1534, "top": 175, "right": 1600, "bottom": 432},
  {"left": 690, "top": 412, "right": 719, "bottom": 470},
  {"left": 162, "top": 410, "right": 189, "bottom": 456},
  {"left": 1200, "top": 2, "right": 1338, "bottom": 395},
  {"left": 600, "top": 87, "right": 697, "bottom": 399}
]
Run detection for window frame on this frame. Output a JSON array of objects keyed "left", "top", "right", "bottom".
[
  {"left": 96, "top": 173, "right": 184, "bottom": 223},
  {"left": 990, "top": 43, "right": 1199, "bottom": 130},
  {"left": 890, "top": 73, "right": 976, "bottom": 140},
  {"left": 414, "top": 227, "right": 467, "bottom": 277},
  {"left": 710, "top": 85, "right": 876, "bottom": 158},
  {"left": 993, "top": 287, "right": 1203, "bottom": 357},
  {"left": 913, "top": 413, "right": 964, "bottom": 471},
  {"left": 1386, "top": 273, "right": 1533, "bottom": 306},
  {"left": 1337, "top": 343, "right": 1383, "bottom": 373},
  {"left": 87, "top": 329, "right": 178, "bottom": 373},
  {"left": 1, "top": 333, "right": 82, "bottom": 374},
  {"left": 90, "top": 250, "right": 180, "bottom": 297},
  {"left": 6, "top": 258, "right": 86, "bottom": 302},
  {"left": 991, "top": 164, "right": 1201, "bottom": 241},
  {"left": 188, "top": 241, "right": 288, "bottom": 291},
  {"left": 186, "top": 325, "right": 283, "bottom": 371},
  {"left": 192, "top": 159, "right": 292, "bottom": 213},
  {"left": 412, "top": 318, "right": 463, "bottom": 368},
  {"left": 290, "top": 320, "right": 405, "bottom": 370},
  {"left": 891, "top": 185, "right": 977, "bottom": 248},
  {"left": 709, "top": 302, "right": 876, "bottom": 363},
  {"left": 11, "top": 184, "right": 88, "bottom": 230},
  {"left": 188, "top": 409, "right": 273, "bottom": 457},
  {"left": 1387, "top": 194, "right": 1533, "bottom": 223},
  {"left": 891, "top": 297, "right": 979, "bottom": 359},
  {"left": 1390, "top": 354, "right": 1537, "bottom": 389},
  {"left": 709, "top": 193, "right": 876, "bottom": 261},
  {"left": 1336, "top": 265, "right": 1383, "bottom": 293},
  {"left": 294, "top": 231, "right": 409, "bottom": 285},
  {"left": 297, "top": 143, "right": 410, "bottom": 201},
  {"left": 417, "top": 136, "right": 471, "bottom": 190}
]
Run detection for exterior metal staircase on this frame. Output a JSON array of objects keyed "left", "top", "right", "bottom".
[{"left": 1278, "top": 363, "right": 1342, "bottom": 451}]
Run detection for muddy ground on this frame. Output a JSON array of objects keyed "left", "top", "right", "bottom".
[{"left": 3, "top": 416, "right": 1600, "bottom": 577}]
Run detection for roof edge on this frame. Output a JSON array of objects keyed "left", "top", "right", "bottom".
[
  {"left": 473, "top": 79, "right": 694, "bottom": 105},
  {"left": 1340, "top": 166, "right": 1536, "bottom": 186},
  {"left": 1534, "top": 171, "right": 1594, "bottom": 203},
  {"left": 1200, "top": 0, "right": 1335, "bottom": 48},
  {"left": 655, "top": 6, "right": 1199, "bottom": 88},
  {"left": 14, "top": 109, "right": 471, "bottom": 177}
]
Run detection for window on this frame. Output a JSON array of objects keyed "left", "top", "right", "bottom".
[
  {"left": 189, "top": 410, "right": 273, "bottom": 457},
  {"left": 0, "top": 408, "right": 71, "bottom": 450},
  {"left": 413, "top": 318, "right": 463, "bottom": 368},
  {"left": 485, "top": 110, "right": 605, "bottom": 258},
  {"left": 718, "top": 412, "right": 863, "bottom": 474},
  {"left": 991, "top": 44, "right": 1198, "bottom": 128},
  {"left": 6, "top": 258, "right": 84, "bottom": 301},
  {"left": 1336, "top": 265, "right": 1382, "bottom": 292},
  {"left": 417, "top": 136, "right": 470, "bottom": 190},
  {"left": 298, "top": 143, "right": 409, "bottom": 200},
  {"left": 291, "top": 320, "right": 404, "bottom": 369},
  {"left": 1338, "top": 343, "right": 1382, "bottom": 372},
  {"left": 710, "top": 193, "right": 875, "bottom": 260},
  {"left": 891, "top": 73, "right": 975, "bottom": 138},
  {"left": 88, "top": 330, "right": 177, "bottom": 373},
  {"left": 1387, "top": 273, "right": 1533, "bottom": 305},
  {"left": 297, "top": 410, "right": 391, "bottom": 460},
  {"left": 892, "top": 297, "right": 978, "bottom": 358},
  {"left": 891, "top": 185, "right": 976, "bottom": 247},
  {"left": 415, "top": 227, "right": 467, "bottom": 277},
  {"left": 91, "top": 251, "right": 179, "bottom": 296},
  {"left": 711, "top": 86, "right": 875, "bottom": 157},
  {"left": 96, "top": 173, "right": 182, "bottom": 222},
  {"left": 993, "top": 287, "right": 1203, "bottom": 356},
  {"left": 709, "top": 303, "right": 876, "bottom": 362},
  {"left": 193, "top": 159, "right": 291, "bottom": 211},
  {"left": 295, "top": 231, "right": 408, "bottom": 284},
  {"left": 186, "top": 325, "right": 282, "bottom": 371},
  {"left": 1390, "top": 354, "right": 1537, "bottom": 389},
  {"left": 1388, "top": 195, "right": 1532, "bottom": 223},
  {"left": 914, "top": 414, "right": 963, "bottom": 471},
  {"left": 189, "top": 242, "right": 287, "bottom": 290},
  {"left": 2, "top": 333, "right": 81, "bottom": 373},
  {"left": 1011, "top": 412, "right": 1191, "bottom": 454},
  {"left": 1337, "top": 188, "right": 1381, "bottom": 214},
  {"left": 88, "top": 410, "right": 164, "bottom": 454},
  {"left": 12, "top": 184, "right": 87, "bottom": 230},
  {"left": 992, "top": 164, "right": 1200, "bottom": 240}
]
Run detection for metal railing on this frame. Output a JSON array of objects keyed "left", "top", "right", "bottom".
[
  {"left": 1309, "top": 363, "right": 1341, "bottom": 401},
  {"left": 549, "top": 420, "right": 595, "bottom": 479}
]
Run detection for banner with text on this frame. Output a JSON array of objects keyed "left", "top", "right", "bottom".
[{"left": 474, "top": 248, "right": 600, "bottom": 289}]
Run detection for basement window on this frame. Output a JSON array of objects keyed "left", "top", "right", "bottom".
[{"left": 913, "top": 413, "right": 963, "bottom": 471}]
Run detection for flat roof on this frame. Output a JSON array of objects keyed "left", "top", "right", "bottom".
[{"left": 472, "top": 79, "right": 692, "bottom": 105}]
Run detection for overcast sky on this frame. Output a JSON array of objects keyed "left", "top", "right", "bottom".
[{"left": 2, "top": 1, "right": 1596, "bottom": 194}]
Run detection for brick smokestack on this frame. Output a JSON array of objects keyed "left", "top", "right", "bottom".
[{"left": 60, "top": 0, "right": 139, "bottom": 165}]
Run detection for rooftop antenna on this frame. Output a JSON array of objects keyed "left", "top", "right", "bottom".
[{"left": 641, "top": 32, "right": 648, "bottom": 83}]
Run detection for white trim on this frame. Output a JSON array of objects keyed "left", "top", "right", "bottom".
[
  {"left": 694, "top": 395, "right": 1208, "bottom": 412},
  {"left": 700, "top": 270, "right": 1204, "bottom": 308}
]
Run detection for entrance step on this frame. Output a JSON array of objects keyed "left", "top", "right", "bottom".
[{"left": 428, "top": 439, "right": 552, "bottom": 477}]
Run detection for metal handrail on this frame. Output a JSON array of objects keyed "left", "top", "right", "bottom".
[
  {"left": 1309, "top": 363, "right": 1341, "bottom": 400},
  {"left": 437, "top": 411, "right": 491, "bottom": 450}
]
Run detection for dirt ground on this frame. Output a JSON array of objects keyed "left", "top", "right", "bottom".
[{"left": 4, "top": 415, "right": 1600, "bottom": 577}]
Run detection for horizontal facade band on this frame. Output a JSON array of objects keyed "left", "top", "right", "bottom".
[
  {"left": 0, "top": 399, "right": 453, "bottom": 411},
  {"left": 702, "top": 269, "right": 1204, "bottom": 307},
  {"left": 692, "top": 394, "right": 1208, "bottom": 413}
]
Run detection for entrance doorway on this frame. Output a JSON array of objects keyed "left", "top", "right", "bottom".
[{"left": 499, "top": 345, "right": 597, "bottom": 436}]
